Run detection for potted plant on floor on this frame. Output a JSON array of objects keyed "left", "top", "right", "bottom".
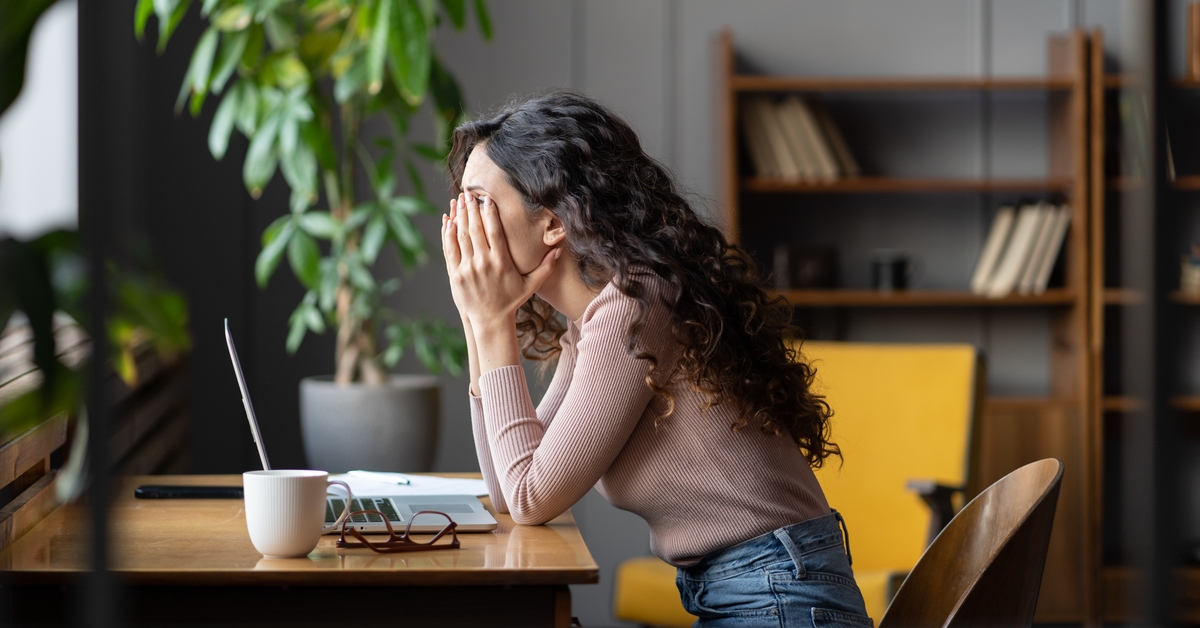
[{"left": 136, "top": 0, "right": 488, "bottom": 471}]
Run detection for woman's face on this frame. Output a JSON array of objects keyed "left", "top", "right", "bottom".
[{"left": 459, "top": 144, "right": 558, "bottom": 274}]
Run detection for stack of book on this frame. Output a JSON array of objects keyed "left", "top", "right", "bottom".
[
  {"left": 970, "top": 202, "right": 1071, "bottom": 297},
  {"left": 739, "top": 95, "right": 860, "bottom": 182}
]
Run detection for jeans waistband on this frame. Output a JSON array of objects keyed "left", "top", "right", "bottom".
[{"left": 685, "top": 511, "right": 851, "bottom": 581}]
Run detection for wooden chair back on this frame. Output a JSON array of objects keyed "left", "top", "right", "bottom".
[{"left": 880, "top": 458, "right": 1064, "bottom": 628}]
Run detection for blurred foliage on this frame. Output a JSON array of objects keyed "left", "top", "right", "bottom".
[
  {"left": 0, "top": 231, "right": 192, "bottom": 438},
  {"left": 138, "top": 0, "right": 485, "bottom": 381}
]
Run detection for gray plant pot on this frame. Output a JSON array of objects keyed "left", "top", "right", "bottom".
[{"left": 299, "top": 375, "right": 440, "bottom": 473}]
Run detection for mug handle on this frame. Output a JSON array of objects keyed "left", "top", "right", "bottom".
[{"left": 323, "top": 480, "right": 352, "bottom": 534}]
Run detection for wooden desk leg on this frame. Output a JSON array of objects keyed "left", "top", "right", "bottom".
[{"left": 554, "top": 586, "right": 572, "bottom": 628}]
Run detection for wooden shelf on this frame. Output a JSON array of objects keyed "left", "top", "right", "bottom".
[
  {"left": 1170, "top": 291, "right": 1200, "bottom": 304},
  {"left": 1102, "top": 396, "right": 1143, "bottom": 412},
  {"left": 1104, "top": 289, "right": 1146, "bottom": 305},
  {"left": 1102, "top": 75, "right": 1200, "bottom": 89},
  {"left": 1174, "top": 175, "right": 1200, "bottom": 190},
  {"left": 1100, "top": 565, "right": 1200, "bottom": 622},
  {"left": 1108, "top": 176, "right": 1200, "bottom": 191},
  {"left": 1173, "top": 396, "right": 1200, "bottom": 412},
  {"left": 770, "top": 289, "right": 1076, "bottom": 308},
  {"left": 731, "top": 75, "right": 1076, "bottom": 93},
  {"left": 742, "top": 177, "right": 1072, "bottom": 194}
]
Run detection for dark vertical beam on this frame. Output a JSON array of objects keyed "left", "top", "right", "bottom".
[
  {"left": 75, "top": 0, "right": 113, "bottom": 624},
  {"left": 1149, "top": 0, "right": 1181, "bottom": 623}
]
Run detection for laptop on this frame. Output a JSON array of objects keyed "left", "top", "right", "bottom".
[{"left": 224, "top": 319, "right": 498, "bottom": 534}]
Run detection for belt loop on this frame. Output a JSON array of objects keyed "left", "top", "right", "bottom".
[
  {"left": 832, "top": 509, "right": 853, "bottom": 567},
  {"left": 773, "top": 527, "right": 808, "bottom": 578}
]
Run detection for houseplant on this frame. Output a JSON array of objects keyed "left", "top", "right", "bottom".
[{"left": 137, "top": 0, "right": 485, "bottom": 471}]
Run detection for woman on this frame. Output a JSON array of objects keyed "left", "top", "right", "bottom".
[{"left": 440, "top": 91, "right": 871, "bottom": 627}]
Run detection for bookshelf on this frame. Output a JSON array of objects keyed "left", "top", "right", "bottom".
[
  {"left": 1088, "top": 28, "right": 1200, "bottom": 623},
  {"left": 717, "top": 29, "right": 1092, "bottom": 622}
]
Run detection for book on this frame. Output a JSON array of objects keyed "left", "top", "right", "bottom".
[
  {"left": 1030, "top": 205, "right": 1071, "bottom": 294},
  {"left": 775, "top": 98, "right": 819, "bottom": 181},
  {"left": 739, "top": 98, "right": 779, "bottom": 178},
  {"left": 1017, "top": 202, "right": 1058, "bottom": 295},
  {"left": 785, "top": 97, "right": 839, "bottom": 181},
  {"left": 985, "top": 203, "right": 1045, "bottom": 298},
  {"left": 1190, "top": 3, "right": 1200, "bottom": 81},
  {"left": 810, "top": 100, "right": 861, "bottom": 178},
  {"left": 757, "top": 99, "right": 802, "bottom": 181},
  {"left": 970, "top": 206, "right": 1016, "bottom": 295}
]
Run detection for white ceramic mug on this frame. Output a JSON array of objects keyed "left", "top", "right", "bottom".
[{"left": 243, "top": 469, "right": 352, "bottom": 558}]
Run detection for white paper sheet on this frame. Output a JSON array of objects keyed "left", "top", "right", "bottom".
[{"left": 329, "top": 471, "right": 489, "bottom": 498}]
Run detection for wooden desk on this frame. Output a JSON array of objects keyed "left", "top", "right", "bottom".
[{"left": 0, "top": 474, "right": 598, "bottom": 627}]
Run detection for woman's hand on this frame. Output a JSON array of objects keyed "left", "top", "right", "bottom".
[{"left": 441, "top": 192, "right": 560, "bottom": 331}]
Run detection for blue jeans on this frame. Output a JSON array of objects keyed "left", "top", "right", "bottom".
[{"left": 676, "top": 511, "right": 873, "bottom": 627}]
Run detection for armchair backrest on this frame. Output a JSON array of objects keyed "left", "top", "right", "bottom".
[{"left": 797, "top": 341, "right": 983, "bottom": 574}]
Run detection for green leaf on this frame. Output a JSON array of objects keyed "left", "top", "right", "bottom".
[
  {"left": 256, "top": 219, "right": 295, "bottom": 288},
  {"left": 361, "top": 213, "right": 387, "bottom": 263},
  {"left": 135, "top": 0, "right": 155, "bottom": 40},
  {"left": 210, "top": 28, "right": 249, "bottom": 93},
  {"left": 346, "top": 205, "right": 374, "bottom": 231},
  {"left": 439, "top": 0, "right": 466, "bottom": 29},
  {"left": 287, "top": 229, "right": 321, "bottom": 289},
  {"left": 234, "top": 80, "right": 259, "bottom": 135},
  {"left": 403, "top": 157, "right": 427, "bottom": 198},
  {"left": 240, "top": 23, "right": 265, "bottom": 71},
  {"left": 200, "top": 0, "right": 221, "bottom": 17},
  {"left": 410, "top": 142, "right": 444, "bottom": 162},
  {"left": 347, "top": 261, "right": 376, "bottom": 291},
  {"left": 428, "top": 54, "right": 464, "bottom": 148},
  {"left": 413, "top": 332, "right": 436, "bottom": 372},
  {"left": 286, "top": 304, "right": 308, "bottom": 354},
  {"left": 281, "top": 144, "right": 318, "bottom": 205},
  {"left": 263, "top": 12, "right": 298, "bottom": 49},
  {"left": 263, "top": 53, "right": 311, "bottom": 90},
  {"left": 243, "top": 110, "right": 282, "bottom": 196},
  {"left": 300, "top": 117, "right": 336, "bottom": 172},
  {"left": 386, "top": 211, "right": 424, "bottom": 267},
  {"left": 388, "top": 0, "right": 430, "bottom": 105},
  {"left": 365, "top": 0, "right": 392, "bottom": 95},
  {"left": 318, "top": 258, "right": 338, "bottom": 312},
  {"left": 334, "top": 55, "right": 367, "bottom": 104},
  {"left": 473, "top": 0, "right": 492, "bottom": 41},
  {"left": 208, "top": 83, "right": 240, "bottom": 160},
  {"left": 299, "top": 211, "right": 339, "bottom": 239},
  {"left": 158, "top": 0, "right": 193, "bottom": 52},
  {"left": 303, "top": 303, "right": 326, "bottom": 333},
  {"left": 184, "top": 26, "right": 220, "bottom": 115},
  {"left": 390, "top": 195, "right": 437, "bottom": 215},
  {"left": 262, "top": 214, "right": 291, "bottom": 247},
  {"left": 212, "top": 4, "right": 252, "bottom": 30}
]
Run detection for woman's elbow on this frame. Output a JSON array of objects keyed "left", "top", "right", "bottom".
[{"left": 509, "top": 503, "right": 560, "bottom": 526}]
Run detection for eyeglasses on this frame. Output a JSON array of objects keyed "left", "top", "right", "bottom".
[{"left": 335, "top": 510, "right": 460, "bottom": 553}]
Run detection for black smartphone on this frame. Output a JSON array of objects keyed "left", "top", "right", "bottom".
[{"left": 134, "top": 485, "right": 244, "bottom": 499}]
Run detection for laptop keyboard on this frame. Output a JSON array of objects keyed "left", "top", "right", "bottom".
[{"left": 326, "top": 497, "right": 402, "bottom": 524}]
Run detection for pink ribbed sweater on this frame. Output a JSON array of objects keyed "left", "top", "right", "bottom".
[{"left": 469, "top": 279, "right": 830, "bottom": 566}]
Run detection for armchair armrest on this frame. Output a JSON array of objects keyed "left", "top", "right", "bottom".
[{"left": 906, "top": 480, "right": 965, "bottom": 546}]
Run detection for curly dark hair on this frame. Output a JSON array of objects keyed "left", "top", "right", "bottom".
[{"left": 448, "top": 91, "right": 839, "bottom": 468}]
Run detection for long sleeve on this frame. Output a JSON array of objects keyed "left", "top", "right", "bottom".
[
  {"left": 469, "top": 394, "right": 509, "bottom": 513},
  {"left": 479, "top": 286, "right": 676, "bottom": 525},
  {"left": 469, "top": 322, "right": 580, "bottom": 515}
]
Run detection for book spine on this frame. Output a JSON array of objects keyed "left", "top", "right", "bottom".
[
  {"left": 740, "top": 98, "right": 777, "bottom": 178},
  {"left": 793, "top": 100, "right": 840, "bottom": 181},
  {"left": 1191, "top": 3, "right": 1200, "bottom": 81},
  {"left": 811, "top": 101, "right": 860, "bottom": 178}
]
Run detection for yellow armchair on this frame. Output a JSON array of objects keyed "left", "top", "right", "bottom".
[{"left": 612, "top": 341, "right": 983, "bottom": 626}]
